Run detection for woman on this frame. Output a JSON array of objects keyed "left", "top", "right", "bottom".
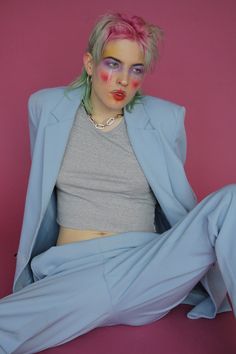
[{"left": 0, "top": 12, "right": 235, "bottom": 354}]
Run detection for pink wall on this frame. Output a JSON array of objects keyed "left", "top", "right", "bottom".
[{"left": 0, "top": 0, "right": 235, "bottom": 300}]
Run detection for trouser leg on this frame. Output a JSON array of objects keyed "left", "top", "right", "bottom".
[
  {"left": 0, "top": 250, "right": 112, "bottom": 354},
  {"left": 103, "top": 185, "right": 236, "bottom": 324},
  {"left": 0, "top": 185, "right": 235, "bottom": 352}
]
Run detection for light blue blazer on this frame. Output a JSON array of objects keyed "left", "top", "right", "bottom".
[{"left": 13, "top": 86, "right": 231, "bottom": 318}]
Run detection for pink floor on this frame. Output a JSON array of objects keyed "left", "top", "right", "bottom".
[{"left": 41, "top": 305, "right": 236, "bottom": 354}]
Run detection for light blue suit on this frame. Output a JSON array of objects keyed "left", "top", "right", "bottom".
[
  {"left": 0, "top": 86, "right": 235, "bottom": 354},
  {"left": 13, "top": 86, "right": 196, "bottom": 290}
]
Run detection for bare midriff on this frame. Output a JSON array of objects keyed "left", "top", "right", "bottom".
[{"left": 56, "top": 226, "right": 116, "bottom": 246}]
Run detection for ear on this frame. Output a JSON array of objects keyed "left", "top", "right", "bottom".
[{"left": 83, "top": 52, "right": 94, "bottom": 76}]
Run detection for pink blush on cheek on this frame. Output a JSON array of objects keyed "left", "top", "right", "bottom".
[
  {"left": 100, "top": 71, "right": 109, "bottom": 82},
  {"left": 132, "top": 80, "right": 141, "bottom": 89}
]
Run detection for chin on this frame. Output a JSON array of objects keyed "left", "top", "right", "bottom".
[
  {"left": 106, "top": 102, "right": 126, "bottom": 112},
  {"left": 112, "top": 97, "right": 130, "bottom": 108}
]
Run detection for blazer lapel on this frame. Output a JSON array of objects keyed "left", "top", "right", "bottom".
[
  {"left": 124, "top": 102, "right": 169, "bottom": 198},
  {"left": 41, "top": 89, "right": 83, "bottom": 215},
  {"left": 125, "top": 102, "right": 188, "bottom": 225}
]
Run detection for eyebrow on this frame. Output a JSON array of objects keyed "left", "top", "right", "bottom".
[{"left": 103, "top": 56, "right": 144, "bottom": 67}]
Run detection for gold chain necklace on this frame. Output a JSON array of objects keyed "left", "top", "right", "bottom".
[
  {"left": 87, "top": 113, "right": 123, "bottom": 129},
  {"left": 82, "top": 101, "right": 123, "bottom": 130}
]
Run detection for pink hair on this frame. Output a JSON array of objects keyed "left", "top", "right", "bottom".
[
  {"left": 68, "top": 13, "right": 163, "bottom": 114},
  {"left": 88, "top": 13, "right": 163, "bottom": 70},
  {"left": 106, "top": 14, "right": 149, "bottom": 45}
]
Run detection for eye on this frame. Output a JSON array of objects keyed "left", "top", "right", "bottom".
[
  {"left": 103, "top": 58, "right": 120, "bottom": 70},
  {"left": 131, "top": 65, "right": 145, "bottom": 75},
  {"left": 109, "top": 61, "right": 119, "bottom": 69}
]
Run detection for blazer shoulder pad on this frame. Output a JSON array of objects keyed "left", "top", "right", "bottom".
[
  {"left": 142, "top": 96, "right": 185, "bottom": 135},
  {"left": 142, "top": 95, "right": 185, "bottom": 127},
  {"left": 28, "top": 86, "right": 68, "bottom": 110}
]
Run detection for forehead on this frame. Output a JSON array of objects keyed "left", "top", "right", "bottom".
[{"left": 101, "top": 39, "right": 145, "bottom": 65}]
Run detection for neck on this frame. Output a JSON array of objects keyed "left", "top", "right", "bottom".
[
  {"left": 89, "top": 91, "right": 123, "bottom": 124},
  {"left": 91, "top": 109, "right": 123, "bottom": 124},
  {"left": 82, "top": 101, "right": 123, "bottom": 125}
]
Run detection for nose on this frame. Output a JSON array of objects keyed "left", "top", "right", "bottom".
[
  {"left": 118, "top": 79, "right": 128, "bottom": 87},
  {"left": 117, "top": 71, "right": 129, "bottom": 87}
]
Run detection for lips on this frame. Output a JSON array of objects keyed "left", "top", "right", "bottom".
[{"left": 111, "top": 90, "right": 126, "bottom": 101}]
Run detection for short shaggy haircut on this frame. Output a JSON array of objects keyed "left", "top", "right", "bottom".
[{"left": 68, "top": 13, "right": 163, "bottom": 114}]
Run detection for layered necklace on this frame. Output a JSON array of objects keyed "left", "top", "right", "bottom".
[{"left": 82, "top": 101, "right": 124, "bottom": 130}]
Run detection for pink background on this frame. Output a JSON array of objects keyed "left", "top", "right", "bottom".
[{"left": 0, "top": 0, "right": 236, "bottom": 353}]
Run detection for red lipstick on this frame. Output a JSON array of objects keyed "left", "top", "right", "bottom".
[{"left": 111, "top": 90, "right": 126, "bottom": 101}]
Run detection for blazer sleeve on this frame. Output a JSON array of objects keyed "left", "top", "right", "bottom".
[
  {"left": 173, "top": 106, "right": 198, "bottom": 205},
  {"left": 173, "top": 106, "right": 187, "bottom": 164},
  {"left": 27, "top": 93, "right": 41, "bottom": 158}
]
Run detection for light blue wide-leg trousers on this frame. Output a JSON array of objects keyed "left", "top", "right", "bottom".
[{"left": 0, "top": 185, "right": 235, "bottom": 354}]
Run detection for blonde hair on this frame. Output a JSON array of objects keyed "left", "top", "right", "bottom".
[{"left": 68, "top": 13, "right": 163, "bottom": 114}]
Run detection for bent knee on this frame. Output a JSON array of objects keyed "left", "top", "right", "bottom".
[{"left": 216, "top": 184, "right": 236, "bottom": 198}]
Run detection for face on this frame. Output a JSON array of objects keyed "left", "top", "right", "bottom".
[{"left": 84, "top": 39, "right": 146, "bottom": 115}]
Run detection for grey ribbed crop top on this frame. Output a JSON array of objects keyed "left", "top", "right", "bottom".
[{"left": 56, "top": 104, "right": 157, "bottom": 232}]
